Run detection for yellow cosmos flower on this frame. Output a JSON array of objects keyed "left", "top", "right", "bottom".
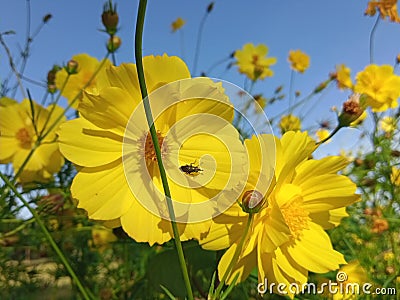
[
  {"left": 0, "top": 99, "right": 65, "bottom": 182},
  {"left": 279, "top": 114, "right": 301, "bottom": 134},
  {"left": 171, "top": 17, "right": 186, "bottom": 32},
  {"left": 391, "top": 166, "right": 400, "bottom": 186},
  {"left": 55, "top": 53, "right": 111, "bottom": 108},
  {"left": 354, "top": 64, "right": 400, "bottom": 112},
  {"left": 201, "top": 131, "right": 359, "bottom": 297},
  {"left": 379, "top": 116, "right": 397, "bottom": 133},
  {"left": 234, "top": 43, "right": 277, "bottom": 81},
  {"left": 365, "top": 0, "right": 400, "bottom": 23},
  {"left": 57, "top": 55, "right": 247, "bottom": 245},
  {"left": 288, "top": 49, "right": 310, "bottom": 73},
  {"left": 335, "top": 64, "right": 353, "bottom": 89},
  {"left": 332, "top": 261, "right": 368, "bottom": 300},
  {"left": 0, "top": 97, "right": 18, "bottom": 107},
  {"left": 91, "top": 226, "right": 117, "bottom": 253}
]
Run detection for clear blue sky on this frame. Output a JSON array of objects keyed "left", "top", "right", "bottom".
[{"left": 1, "top": 0, "right": 400, "bottom": 156}]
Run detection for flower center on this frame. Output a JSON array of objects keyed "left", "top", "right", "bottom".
[
  {"left": 16, "top": 128, "right": 32, "bottom": 149},
  {"left": 281, "top": 196, "right": 310, "bottom": 239},
  {"left": 143, "top": 130, "right": 166, "bottom": 163}
]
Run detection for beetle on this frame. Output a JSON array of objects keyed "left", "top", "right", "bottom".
[{"left": 179, "top": 162, "right": 203, "bottom": 176}]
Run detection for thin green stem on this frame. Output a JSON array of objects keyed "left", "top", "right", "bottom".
[
  {"left": 369, "top": 15, "right": 380, "bottom": 64},
  {"left": 134, "top": 1, "right": 194, "bottom": 299},
  {"left": 0, "top": 173, "right": 91, "bottom": 300},
  {"left": 192, "top": 10, "right": 209, "bottom": 75},
  {"left": 316, "top": 125, "right": 343, "bottom": 145},
  {"left": 212, "top": 213, "right": 254, "bottom": 299},
  {"left": 288, "top": 69, "right": 295, "bottom": 113}
]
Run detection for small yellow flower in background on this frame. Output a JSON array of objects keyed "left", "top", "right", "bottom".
[
  {"left": 201, "top": 131, "right": 359, "bottom": 297},
  {"left": 279, "top": 114, "right": 301, "bottom": 134},
  {"left": 91, "top": 226, "right": 117, "bottom": 253},
  {"left": 379, "top": 116, "right": 397, "bottom": 133},
  {"left": 288, "top": 49, "right": 310, "bottom": 73},
  {"left": 234, "top": 43, "right": 277, "bottom": 81},
  {"left": 365, "top": 0, "right": 400, "bottom": 23},
  {"left": 55, "top": 53, "right": 111, "bottom": 108},
  {"left": 333, "top": 261, "right": 368, "bottom": 300},
  {"left": 383, "top": 251, "right": 395, "bottom": 261},
  {"left": 171, "top": 17, "right": 186, "bottom": 32},
  {"left": 316, "top": 128, "right": 331, "bottom": 143},
  {"left": 335, "top": 64, "right": 353, "bottom": 89},
  {"left": 0, "top": 99, "right": 65, "bottom": 182},
  {"left": 354, "top": 64, "right": 400, "bottom": 112},
  {"left": 391, "top": 166, "right": 400, "bottom": 185},
  {"left": 57, "top": 55, "right": 246, "bottom": 245}
]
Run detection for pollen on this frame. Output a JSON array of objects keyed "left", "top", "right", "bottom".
[
  {"left": 143, "top": 130, "right": 166, "bottom": 162},
  {"left": 15, "top": 128, "right": 32, "bottom": 149},
  {"left": 281, "top": 196, "right": 310, "bottom": 240}
]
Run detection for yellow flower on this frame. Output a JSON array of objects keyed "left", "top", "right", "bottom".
[
  {"left": 0, "top": 97, "right": 18, "bottom": 107},
  {"left": 279, "top": 114, "right": 301, "bottom": 134},
  {"left": 316, "top": 129, "right": 331, "bottom": 143},
  {"left": 171, "top": 17, "right": 186, "bottom": 32},
  {"left": 57, "top": 55, "right": 246, "bottom": 245},
  {"left": 333, "top": 261, "right": 368, "bottom": 300},
  {"left": 354, "top": 64, "right": 400, "bottom": 112},
  {"left": 91, "top": 226, "right": 117, "bottom": 252},
  {"left": 55, "top": 53, "right": 111, "bottom": 108},
  {"left": 0, "top": 99, "right": 65, "bottom": 182},
  {"left": 201, "top": 132, "right": 359, "bottom": 297},
  {"left": 379, "top": 116, "right": 397, "bottom": 133},
  {"left": 288, "top": 49, "right": 310, "bottom": 73},
  {"left": 234, "top": 43, "right": 277, "bottom": 81},
  {"left": 335, "top": 64, "right": 353, "bottom": 89},
  {"left": 365, "top": 0, "right": 400, "bottom": 23},
  {"left": 391, "top": 166, "right": 400, "bottom": 185}
]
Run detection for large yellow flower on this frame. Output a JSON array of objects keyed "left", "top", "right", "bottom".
[
  {"left": 234, "top": 43, "right": 277, "bottom": 81},
  {"left": 55, "top": 53, "right": 111, "bottom": 108},
  {"left": 354, "top": 64, "right": 400, "bottom": 112},
  {"left": 201, "top": 131, "right": 359, "bottom": 297},
  {"left": 0, "top": 99, "right": 65, "bottom": 182},
  {"left": 288, "top": 49, "right": 310, "bottom": 73},
  {"left": 57, "top": 55, "right": 247, "bottom": 245},
  {"left": 365, "top": 0, "right": 400, "bottom": 23}
]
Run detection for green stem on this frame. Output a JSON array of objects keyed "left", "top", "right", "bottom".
[
  {"left": 212, "top": 213, "right": 254, "bottom": 299},
  {"left": 288, "top": 69, "right": 295, "bottom": 113},
  {"left": 316, "top": 124, "right": 343, "bottom": 145},
  {"left": 0, "top": 173, "right": 91, "bottom": 300},
  {"left": 192, "top": 9, "right": 209, "bottom": 75},
  {"left": 369, "top": 15, "right": 380, "bottom": 64},
  {"left": 134, "top": 1, "right": 194, "bottom": 299}
]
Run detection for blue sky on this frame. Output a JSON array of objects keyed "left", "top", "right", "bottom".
[{"left": 1, "top": 0, "right": 400, "bottom": 156}]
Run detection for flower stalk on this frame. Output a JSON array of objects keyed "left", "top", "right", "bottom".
[{"left": 134, "top": 0, "right": 194, "bottom": 299}]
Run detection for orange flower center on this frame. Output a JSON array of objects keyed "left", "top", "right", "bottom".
[
  {"left": 143, "top": 130, "right": 166, "bottom": 163},
  {"left": 252, "top": 55, "right": 259, "bottom": 64},
  {"left": 281, "top": 196, "right": 310, "bottom": 239},
  {"left": 15, "top": 128, "right": 32, "bottom": 149}
]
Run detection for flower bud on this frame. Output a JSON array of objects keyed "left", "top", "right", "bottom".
[
  {"left": 65, "top": 59, "right": 79, "bottom": 75},
  {"left": 107, "top": 35, "right": 122, "bottom": 52},
  {"left": 47, "top": 65, "right": 61, "bottom": 94},
  {"left": 338, "top": 94, "right": 364, "bottom": 127},
  {"left": 396, "top": 53, "right": 400, "bottom": 65},
  {"left": 207, "top": 2, "right": 215, "bottom": 13},
  {"left": 102, "top": 0, "right": 119, "bottom": 35},
  {"left": 241, "top": 190, "right": 265, "bottom": 213},
  {"left": 43, "top": 14, "right": 52, "bottom": 23}
]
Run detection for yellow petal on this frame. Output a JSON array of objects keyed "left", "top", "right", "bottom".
[
  {"left": 284, "top": 222, "right": 346, "bottom": 273},
  {"left": 72, "top": 160, "right": 133, "bottom": 220},
  {"left": 58, "top": 118, "right": 122, "bottom": 167}
]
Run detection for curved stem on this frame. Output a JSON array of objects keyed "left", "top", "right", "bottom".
[
  {"left": 369, "top": 15, "right": 380, "bottom": 64},
  {"left": 134, "top": 1, "right": 194, "bottom": 299},
  {"left": 192, "top": 11, "right": 208, "bottom": 75},
  {"left": 0, "top": 174, "right": 91, "bottom": 300},
  {"left": 213, "top": 213, "right": 254, "bottom": 299}
]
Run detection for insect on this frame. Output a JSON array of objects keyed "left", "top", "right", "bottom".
[{"left": 179, "top": 161, "right": 203, "bottom": 176}]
